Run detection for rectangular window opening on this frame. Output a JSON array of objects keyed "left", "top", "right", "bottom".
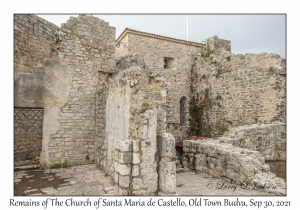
[{"left": 163, "top": 57, "right": 174, "bottom": 69}]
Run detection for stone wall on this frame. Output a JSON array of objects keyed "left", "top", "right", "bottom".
[
  {"left": 221, "top": 123, "right": 286, "bottom": 160},
  {"left": 207, "top": 36, "right": 231, "bottom": 53},
  {"left": 190, "top": 50, "right": 286, "bottom": 137},
  {"left": 115, "top": 34, "right": 128, "bottom": 58},
  {"left": 95, "top": 85, "right": 108, "bottom": 171},
  {"left": 14, "top": 15, "right": 59, "bottom": 75},
  {"left": 47, "top": 15, "right": 116, "bottom": 166},
  {"left": 14, "top": 15, "right": 116, "bottom": 167},
  {"left": 183, "top": 139, "right": 286, "bottom": 195},
  {"left": 96, "top": 62, "right": 167, "bottom": 195},
  {"left": 14, "top": 59, "right": 72, "bottom": 167},
  {"left": 116, "top": 31, "right": 204, "bottom": 141}
]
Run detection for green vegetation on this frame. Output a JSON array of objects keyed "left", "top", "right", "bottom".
[
  {"left": 86, "top": 155, "right": 90, "bottom": 161},
  {"left": 205, "top": 98, "right": 212, "bottom": 106},
  {"left": 201, "top": 44, "right": 212, "bottom": 57},
  {"left": 268, "top": 67, "right": 276, "bottom": 74},
  {"left": 215, "top": 68, "right": 232, "bottom": 78},
  {"left": 211, "top": 60, "right": 218, "bottom": 65},
  {"left": 50, "top": 161, "right": 68, "bottom": 169},
  {"left": 218, "top": 123, "right": 229, "bottom": 132},
  {"left": 62, "top": 161, "right": 68, "bottom": 168}
]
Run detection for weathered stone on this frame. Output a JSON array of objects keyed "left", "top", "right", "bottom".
[
  {"left": 118, "top": 175, "right": 130, "bottom": 188},
  {"left": 115, "top": 140, "right": 132, "bottom": 152},
  {"left": 159, "top": 158, "right": 176, "bottom": 194},
  {"left": 115, "top": 150, "right": 132, "bottom": 164},
  {"left": 14, "top": 14, "right": 285, "bottom": 196},
  {"left": 115, "top": 162, "right": 131, "bottom": 176},
  {"left": 132, "top": 165, "right": 139, "bottom": 176},
  {"left": 132, "top": 178, "right": 143, "bottom": 190},
  {"left": 158, "top": 133, "right": 175, "bottom": 158},
  {"left": 132, "top": 153, "right": 141, "bottom": 164},
  {"left": 132, "top": 140, "right": 140, "bottom": 152}
]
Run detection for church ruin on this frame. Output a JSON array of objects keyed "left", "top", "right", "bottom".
[{"left": 14, "top": 14, "right": 286, "bottom": 195}]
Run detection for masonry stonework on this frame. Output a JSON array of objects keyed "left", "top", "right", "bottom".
[
  {"left": 116, "top": 29, "right": 205, "bottom": 141},
  {"left": 183, "top": 138, "right": 286, "bottom": 195},
  {"left": 14, "top": 15, "right": 59, "bottom": 75},
  {"left": 14, "top": 15, "right": 286, "bottom": 196},
  {"left": 190, "top": 45, "right": 286, "bottom": 137}
]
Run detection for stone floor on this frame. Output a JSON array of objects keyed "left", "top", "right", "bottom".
[
  {"left": 176, "top": 171, "right": 274, "bottom": 196},
  {"left": 14, "top": 164, "right": 114, "bottom": 196},
  {"left": 14, "top": 164, "right": 274, "bottom": 196}
]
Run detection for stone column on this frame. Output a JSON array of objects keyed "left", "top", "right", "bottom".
[
  {"left": 158, "top": 133, "right": 176, "bottom": 194},
  {"left": 114, "top": 139, "right": 132, "bottom": 195}
]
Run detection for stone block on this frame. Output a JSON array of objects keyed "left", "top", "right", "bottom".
[
  {"left": 114, "top": 172, "right": 118, "bottom": 182},
  {"left": 240, "top": 164, "right": 254, "bottom": 177},
  {"left": 225, "top": 169, "right": 233, "bottom": 179},
  {"left": 132, "top": 178, "right": 143, "bottom": 190},
  {"left": 158, "top": 133, "right": 175, "bottom": 158},
  {"left": 132, "top": 140, "right": 140, "bottom": 152},
  {"left": 261, "top": 164, "right": 270, "bottom": 172},
  {"left": 119, "top": 175, "right": 130, "bottom": 188},
  {"left": 115, "top": 150, "right": 132, "bottom": 164},
  {"left": 115, "top": 139, "right": 132, "bottom": 152},
  {"left": 115, "top": 162, "right": 131, "bottom": 176},
  {"left": 132, "top": 153, "right": 141, "bottom": 164},
  {"left": 132, "top": 165, "right": 139, "bottom": 176},
  {"left": 158, "top": 158, "right": 176, "bottom": 194}
]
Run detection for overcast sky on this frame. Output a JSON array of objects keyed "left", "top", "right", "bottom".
[{"left": 38, "top": 14, "right": 286, "bottom": 58}]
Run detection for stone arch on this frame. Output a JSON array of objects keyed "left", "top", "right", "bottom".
[{"left": 180, "top": 96, "right": 187, "bottom": 126}]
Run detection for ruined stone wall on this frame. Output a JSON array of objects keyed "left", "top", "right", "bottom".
[
  {"left": 96, "top": 61, "right": 167, "bottom": 195},
  {"left": 41, "top": 15, "right": 115, "bottom": 166},
  {"left": 14, "top": 15, "right": 59, "bottom": 75},
  {"left": 221, "top": 123, "right": 286, "bottom": 160},
  {"left": 190, "top": 51, "right": 286, "bottom": 137},
  {"left": 116, "top": 33, "right": 204, "bottom": 141},
  {"left": 207, "top": 36, "right": 231, "bottom": 53},
  {"left": 183, "top": 139, "right": 286, "bottom": 195}
]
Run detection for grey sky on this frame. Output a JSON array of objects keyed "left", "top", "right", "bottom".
[{"left": 38, "top": 14, "right": 286, "bottom": 58}]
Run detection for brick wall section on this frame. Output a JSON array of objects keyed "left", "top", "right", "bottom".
[
  {"left": 116, "top": 32, "right": 204, "bottom": 141},
  {"left": 14, "top": 14, "right": 59, "bottom": 75},
  {"left": 48, "top": 15, "right": 116, "bottom": 166},
  {"left": 191, "top": 49, "right": 286, "bottom": 137}
]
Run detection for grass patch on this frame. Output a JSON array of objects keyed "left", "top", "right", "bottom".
[{"left": 50, "top": 161, "right": 68, "bottom": 169}]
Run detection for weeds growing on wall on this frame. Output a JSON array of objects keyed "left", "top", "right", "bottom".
[
  {"left": 188, "top": 60, "right": 213, "bottom": 137},
  {"left": 201, "top": 44, "right": 212, "bottom": 58}
]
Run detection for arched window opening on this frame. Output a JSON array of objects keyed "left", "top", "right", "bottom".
[{"left": 180, "top": 96, "right": 187, "bottom": 125}]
